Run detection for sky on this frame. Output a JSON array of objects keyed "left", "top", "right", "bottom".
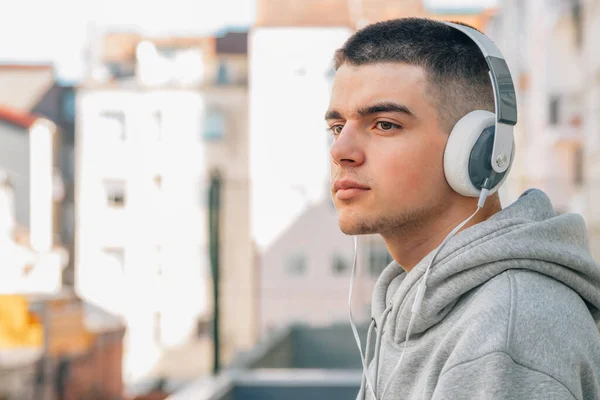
[{"left": 0, "top": 0, "right": 496, "bottom": 82}]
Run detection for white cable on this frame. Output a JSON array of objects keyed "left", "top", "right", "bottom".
[
  {"left": 349, "top": 235, "right": 378, "bottom": 399},
  {"left": 380, "top": 188, "right": 491, "bottom": 399}
]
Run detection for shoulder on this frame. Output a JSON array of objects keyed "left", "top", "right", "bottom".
[
  {"left": 504, "top": 269, "right": 599, "bottom": 347},
  {"left": 448, "top": 269, "right": 600, "bottom": 398},
  {"left": 461, "top": 269, "right": 598, "bottom": 336},
  {"left": 502, "top": 270, "right": 600, "bottom": 363},
  {"left": 463, "top": 269, "right": 600, "bottom": 354}
]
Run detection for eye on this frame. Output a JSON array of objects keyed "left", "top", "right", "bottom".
[
  {"left": 327, "top": 124, "right": 344, "bottom": 135},
  {"left": 376, "top": 121, "right": 401, "bottom": 131}
]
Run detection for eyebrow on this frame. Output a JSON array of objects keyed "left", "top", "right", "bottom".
[{"left": 325, "top": 102, "right": 415, "bottom": 120}]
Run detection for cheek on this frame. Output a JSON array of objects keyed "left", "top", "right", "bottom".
[{"left": 374, "top": 139, "right": 446, "bottom": 194}]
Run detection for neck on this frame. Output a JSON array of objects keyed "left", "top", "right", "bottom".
[{"left": 382, "top": 194, "right": 501, "bottom": 272}]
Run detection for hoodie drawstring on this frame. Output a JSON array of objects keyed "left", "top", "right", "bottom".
[
  {"left": 357, "top": 305, "right": 393, "bottom": 400},
  {"left": 358, "top": 318, "right": 377, "bottom": 398},
  {"left": 372, "top": 305, "right": 393, "bottom": 393}
]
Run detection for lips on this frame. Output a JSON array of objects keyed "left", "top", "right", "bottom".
[{"left": 333, "top": 180, "right": 370, "bottom": 200}]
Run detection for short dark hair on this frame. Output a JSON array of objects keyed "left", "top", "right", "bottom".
[{"left": 334, "top": 17, "right": 495, "bottom": 133}]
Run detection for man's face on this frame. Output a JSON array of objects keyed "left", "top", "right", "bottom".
[{"left": 327, "top": 62, "right": 453, "bottom": 235}]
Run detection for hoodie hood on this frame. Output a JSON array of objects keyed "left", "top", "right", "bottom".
[{"left": 371, "top": 188, "right": 600, "bottom": 344}]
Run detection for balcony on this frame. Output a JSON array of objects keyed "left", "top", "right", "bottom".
[{"left": 168, "top": 323, "right": 368, "bottom": 400}]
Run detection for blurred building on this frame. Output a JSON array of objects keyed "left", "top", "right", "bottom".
[
  {"left": 259, "top": 199, "right": 390, "bottom": 336},
  {"left": 0, "top": 107, "right": 67, "bottom": 293},
  {"left": 0, "top": 64, "right": 77, "bottom": 285},
  {"left": 0, "top": 108, "right": 122, "bottom": 399},
  {"left": 249, "top": 0, "right": 351, "bottom": 253},
  {"left": 486, "top": 0, "right": 583, "bottom": 209},
  {"left": 486, "top": 0, "right": 600, "bottom": 258},
  {"left": 168, "top": 323, "right": 368, "bottom": 400},
  {"left": 26, "top": 291, "right": 125, "bottom": 400},
  {"left": 0, "top": 107, "right": 71, "bottom": 400},
  {"left": 76, "top": 27, "right": 255, "bottom": 387}
]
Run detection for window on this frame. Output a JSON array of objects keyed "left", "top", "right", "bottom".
[
  {"left": 201, "top": 109, "right": 226, "bottom": 141},
  {"left": 549, "top": 96, "right": 561, "bottom": 126},
  {"left": 158, "top": 46, "right": 177, "bottom": 59},
  {"left": 368, "top": 244, "right": 393, "bottom": 278},
  {"left": 104, "top": 247, "right": 125, "bottom": 273},
  {"left": 100, "top": 111, "right": 126, "bottom": 141},
  {"left": 196, "top": 317, "right": 211, "bottom": 337},
  {"left": 152, "top": 111, "right": 162, "bottom": 140},
  {"left": 155, "top": 244, "right": 163, "bottom": 276},
  {"left": 153, "top": 175, "right": 162, "bottom": 190},
  {"left": 198, "top": 179, "right": 209, "bottom": 207},
  {"left": 152, "top": 175, "right": 163, "bottom": 210},
  {"left": 154, "top": 312, "right": 162, "bottom": 345},
  {"left": 286, "top": 253, "right": 307, "bottom": 277},
  {"left": 104, "top": 180, "right": 126, "bottom": 208},
  {"left": 217, "top": 62, "right": 230, "bottom": 84},
  {"left": 63, "top": 148, "right": 75, "bottom": 181},
  {"left": 572, "top": 0, "right": 583, "bottom": 48},
  {"left": 574, "top": 146, "right": 584, "bottom": 186},
  {"left": 332, "top": 254, "right": 350, "bottom": 276},
  {"left": 61, "top": 90, "right": 76, "bottom": 123}
]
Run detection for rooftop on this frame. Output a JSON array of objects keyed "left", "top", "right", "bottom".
[
  {"left": 215, "top": 32, "right": 248, "bottom": 55},
  {"left": 0, "top": 105, "right": 39, "bottom": 129}
]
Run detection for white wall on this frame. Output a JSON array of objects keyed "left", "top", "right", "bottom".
[
  {"left": 249, "top": 27, "right": 352, "bottom": 251},
  {"left": 76, "top": 81, "right": 255, "bottom": 381},
  {"left": 259, "top": 199, "right": 387, "bottom": 337},
  {"left": 76, "top": 88, "right": 212, "bottom": 382}
]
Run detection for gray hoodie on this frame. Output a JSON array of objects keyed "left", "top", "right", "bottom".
[{"left": 358, "top": 189, "right": 600, "bottom": 399}]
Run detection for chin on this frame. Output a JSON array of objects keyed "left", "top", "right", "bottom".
[{"left": 337, "top": 214, "right": 380, "bottom": 236}]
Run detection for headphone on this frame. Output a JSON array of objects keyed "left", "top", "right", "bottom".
[{"left": 441, "top": 21, "right": 518, "bottom": 198}]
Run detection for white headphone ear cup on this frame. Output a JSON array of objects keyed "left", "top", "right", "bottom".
[{"left": 444, "top": 110, "right": 497, "bottom": 197}]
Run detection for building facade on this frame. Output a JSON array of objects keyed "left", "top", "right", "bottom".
[
  {"left": 76, "top": 29, "right": 254, "bottom": 385},
  {"left": 0, "top": 108, "right": 69, "bottom": 400},
  {"left": 259, "top": 199, "right": 391, "bottom": 336},
  {"left": 0, "top": 64, "right": 77, "bottom": 285},
  {"left": 486, "top": 0, "right": 600, "bottom": 258}
]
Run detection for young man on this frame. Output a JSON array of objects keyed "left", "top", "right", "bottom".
[{"left": 326, "top": 18, "right": 600, "bottom": 399}]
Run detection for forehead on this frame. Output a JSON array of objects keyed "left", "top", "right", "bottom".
[{"left": 329, "top": 63, "right": 430, "bottom": 116}]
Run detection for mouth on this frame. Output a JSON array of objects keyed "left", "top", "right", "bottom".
[{"left": 333, "top": 180, "right": 370, "bottom": 200}]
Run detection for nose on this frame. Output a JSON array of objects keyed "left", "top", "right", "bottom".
[{"left": 330, "top": 123, "right": 365, "bottom": 167}]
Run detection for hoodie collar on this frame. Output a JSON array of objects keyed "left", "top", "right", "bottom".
[{"left": 371, "top": 189, "right": 600, "bottom": 344}]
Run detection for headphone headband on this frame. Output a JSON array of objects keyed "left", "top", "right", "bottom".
[{"left": 442, "top": 21, "right": 517, "bottom": 174}]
